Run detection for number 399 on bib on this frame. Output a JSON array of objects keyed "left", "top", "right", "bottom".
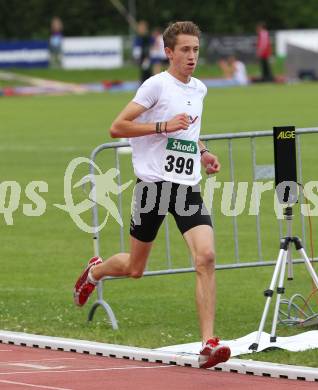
[{"left": 163, "top": 138, "right": 197, "bottom": 182}]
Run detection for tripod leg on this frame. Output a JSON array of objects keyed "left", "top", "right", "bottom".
[
  {"left": 270, "top": 250, "right": 288, "bottom": 341},
  {"left": 286, "top": 213, "right": 293, "bottom": 280},
  {"left": 287, "top": 246, "right": 293, "bottom": 280},
  {"left": 295, "top": 241, "right": 318, "bottom": 288},
  {"left": 249, "top": 248, "right": 286, "bottom": 351}
]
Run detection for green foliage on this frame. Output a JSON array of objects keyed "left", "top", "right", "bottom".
[{"left": 1, "top": 0, "right": 318, "bottom": 39}]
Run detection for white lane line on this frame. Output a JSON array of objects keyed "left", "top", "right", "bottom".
[
  {"left": 0, "top": 380, "right": 73, "bottom": 390},
  {"left": 8, "top": 363, "right": 67, "bottom": 370},
  {"left": 0, "top": 358, "right": 75, "bottom": 365},
  {"left": 0, "top": 364, "right": 174, "bottom": 376},
  {"left": 0, "top": 350, "right": 12, "bottom": 352}
]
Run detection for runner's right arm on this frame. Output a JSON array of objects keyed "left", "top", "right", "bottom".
[{"left": 110, "top": 101, "right": 190, "bottom": 138}]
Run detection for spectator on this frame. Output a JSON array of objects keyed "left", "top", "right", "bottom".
[
  {"left": 49, "top": 17, "right": 63, "bottom": 68},
  {"left": 256, "top": 22, "right": 274, "bottom": 82},
  {"left": 132, "top": 21, "right": 154, "bottom": 83},
  {"left": 150, "top": 28, "right": 168, "bottom": 74},
  {"left": 218, "top": 55, "right": 249, "bottom": 86}
]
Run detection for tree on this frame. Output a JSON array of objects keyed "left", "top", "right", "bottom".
[{"left": 0, "top": 0, "right": 318, "bottom": 39}]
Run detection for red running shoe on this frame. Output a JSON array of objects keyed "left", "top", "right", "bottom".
[
  {"left": 73, "top": 256, "right": 103, "bottom": 307},
  {"left": 199, "top": 337, "right": 231, "bottom": 369}
]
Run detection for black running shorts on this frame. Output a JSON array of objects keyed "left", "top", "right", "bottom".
[{"left": 130, "top": 179, "right": 212, "bottom": 242}]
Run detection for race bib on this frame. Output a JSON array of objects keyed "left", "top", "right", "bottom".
[{"left": 163, "top": 138, "right": 197, "bottom": 182}]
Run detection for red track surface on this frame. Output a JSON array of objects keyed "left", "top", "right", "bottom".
[{"left": 0, "top": 344, "right": 317, "bottom": 390}]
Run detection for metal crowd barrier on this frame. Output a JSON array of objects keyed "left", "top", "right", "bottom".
[{"left": 87, "top": 127, "right": 318, "bottom": 329}]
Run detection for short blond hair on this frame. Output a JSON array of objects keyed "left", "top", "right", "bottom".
[{"left": 163, "top": 21, "right": 201, "bottom": 49}]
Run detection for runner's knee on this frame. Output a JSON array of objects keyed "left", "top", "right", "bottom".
[
  {"left": 195, "top": 250, "right": 215, "bottom": 273},
  {"left": 129, "top": 268, "right": 144, "bottom": 279},
  {"left": 128, "top": 252, "right": 148, "bottom": 279},
  {"left": 128, "top": 257, "right": 145, "bottom": 279}
]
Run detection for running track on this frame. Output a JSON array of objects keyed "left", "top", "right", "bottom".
[{"left": 0, "top": 344, "right": 317, "bottom": 390}]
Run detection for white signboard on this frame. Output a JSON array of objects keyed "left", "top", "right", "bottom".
[
  {"left": 276, "top": 29, "right": 318, "bottom": 57},
  {"left": 62, "top": 36, "right": 123, "bottom": 69}
]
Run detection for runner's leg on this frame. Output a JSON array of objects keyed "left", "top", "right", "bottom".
[
  {"left": 92, "top": 180, "right": 165, "bottom": 280},
  {"left": 91, "top": 236, "right": 153, "bottom": 280},
  {"left": 183, "top": 225, "right": 216, "bottom": 343}
]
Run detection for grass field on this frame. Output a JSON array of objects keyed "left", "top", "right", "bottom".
[{"left": 1, "top": 69, "right": 318, "bottom": 367}]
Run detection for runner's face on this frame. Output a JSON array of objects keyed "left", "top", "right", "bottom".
[{"left": 166, "top": 34, "right": 199, "bottom": 80}]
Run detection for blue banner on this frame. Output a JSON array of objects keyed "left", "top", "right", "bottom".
[{"left": 0, "top": 40, "right": 49, "bottom": 68}]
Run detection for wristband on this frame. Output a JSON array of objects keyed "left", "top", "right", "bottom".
[
  {"left": 200, "top": 148, "right": 209, "bottom": 156},
  {"left": 156, "top": 122, "right": 162, "bottom": 133}
]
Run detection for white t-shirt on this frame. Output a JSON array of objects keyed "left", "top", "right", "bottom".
[
  {"left": 130, "top": 71, "right": 207, "bottom": 185},
  {"left": 233, "top": 61, "right": 248, "bottom": 85}
]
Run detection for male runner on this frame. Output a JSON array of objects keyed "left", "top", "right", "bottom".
[{"left": 74, "top": 21, "right": 231, "bottom": 369}]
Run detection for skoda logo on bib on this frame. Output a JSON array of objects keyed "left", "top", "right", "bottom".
[{"left": 163, "top": 138, "right": 197, "bottom": 182}]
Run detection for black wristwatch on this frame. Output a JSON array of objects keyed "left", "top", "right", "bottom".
[{"left": 200, "top": 148, "right": 209, "bottom": 156}]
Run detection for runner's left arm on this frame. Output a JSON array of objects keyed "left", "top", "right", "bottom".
[{"left": 198, "top": 140, "right": 221, "bottom": 174}]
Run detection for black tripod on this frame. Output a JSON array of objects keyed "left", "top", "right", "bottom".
[{"left": 249, "top": 207, "right": 318, "bottom": 351}]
